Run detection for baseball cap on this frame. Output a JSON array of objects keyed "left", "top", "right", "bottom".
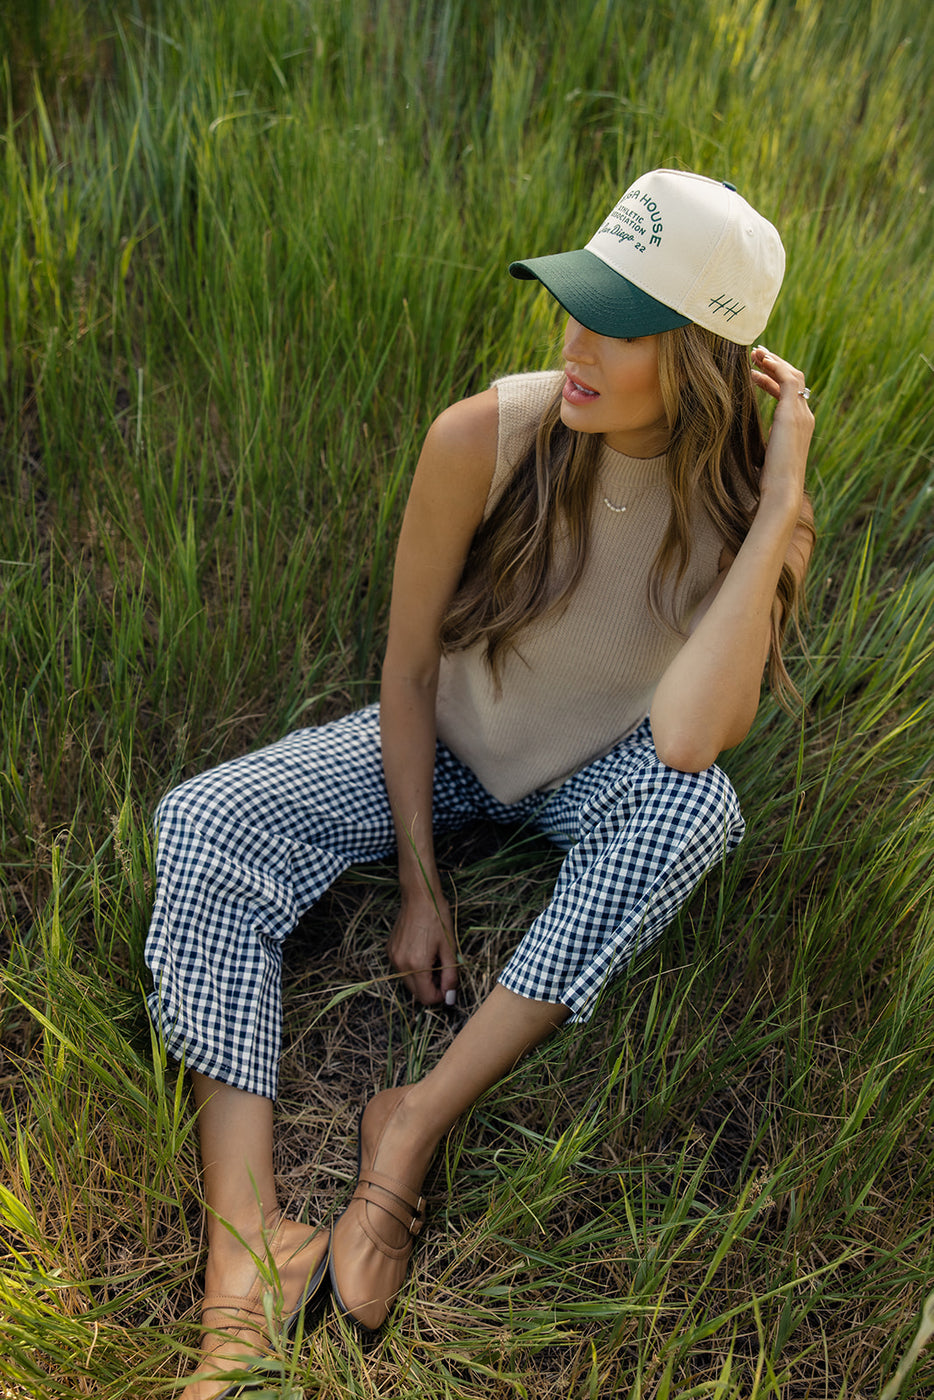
[{"left": 508, "top": 169, "right": 785, "bottom": 346}]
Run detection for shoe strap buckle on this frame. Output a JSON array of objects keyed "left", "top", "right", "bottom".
[{"left": 408, "top": 1196, "right": 426, "bottom": 1236}]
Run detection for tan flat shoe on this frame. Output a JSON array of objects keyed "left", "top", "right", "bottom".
[
  {"left": 192, "top": 1220, "right": 330, "bottom": 1398},
  {"left": 328, "top": 1088, "right": 426, "bottom": 1336}
]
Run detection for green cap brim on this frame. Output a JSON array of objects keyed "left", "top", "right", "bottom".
[{"left": 509, "top": 248, "right": 690, "bottom": 338}]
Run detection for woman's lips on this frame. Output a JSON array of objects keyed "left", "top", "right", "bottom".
[{"left": 562, "top": 373, "right": 600, "bottom": 405}]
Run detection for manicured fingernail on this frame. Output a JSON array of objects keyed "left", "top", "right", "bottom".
[{"left": 445, "top": 989, "right": 457, "bottom": 1006}]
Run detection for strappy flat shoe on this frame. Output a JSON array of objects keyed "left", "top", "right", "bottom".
[
  {"left": 328, "top": 1087, "right": 427, "bottom": 1337},
  {"left": 193, "top": 1219, "right": 330, "bottom": 1398}
]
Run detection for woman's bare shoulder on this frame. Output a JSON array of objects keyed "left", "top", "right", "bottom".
[
  {"left": 425, "top": 385, "right": 499, "bottom": 464},
  {"left": 399, "top": 387, "right": 500, "bottom": 540},
  {"left": 409, "top": 386, "right": 500, "bottom": 519}
]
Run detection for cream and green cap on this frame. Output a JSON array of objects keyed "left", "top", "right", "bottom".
[{"left": 509, "top": 168, "right": 785, "bottom": 346}]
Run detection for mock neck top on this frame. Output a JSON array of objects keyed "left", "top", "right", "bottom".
[{"left": 434, "top": 371, "right": 726, "bottom": 803}]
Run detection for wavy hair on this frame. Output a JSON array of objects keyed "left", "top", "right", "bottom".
[{"left": 439, "top": 323, "right": 812, "bottom": 706}]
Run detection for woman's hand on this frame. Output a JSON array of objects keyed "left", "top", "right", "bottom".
[
  {"left": 750, "top": 344, "right": 815, "bottom": 512},
  {"left": 387, "top": 886, "right": 458, "bottom": 1006}
]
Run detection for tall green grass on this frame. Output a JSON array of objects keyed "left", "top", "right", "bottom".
[{"left": 1, "top": 0, "right": 933, "bottom": 1395}]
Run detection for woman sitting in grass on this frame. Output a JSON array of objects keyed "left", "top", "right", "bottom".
[{"left": 145, "top": 168, "right": 815, "bottom": 1398}]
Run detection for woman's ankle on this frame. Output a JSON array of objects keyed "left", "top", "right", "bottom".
[
  {"left": 375, "top": 1083, "right": 446, "bottom": 1173},
  {"left": 203, "top": 1206, "right": 281, "bottom": 1279}
]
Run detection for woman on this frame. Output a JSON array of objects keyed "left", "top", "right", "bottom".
[{"left": 146, "top": 169, "right": 815, "bottom": 1397}]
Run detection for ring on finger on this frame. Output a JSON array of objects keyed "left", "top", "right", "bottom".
[{"left": 798, "top": 387, "right": 811, "bottom": 400}]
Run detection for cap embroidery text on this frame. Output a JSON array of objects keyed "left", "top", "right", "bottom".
[{"left": 600, "top": 193, "right": 664, "bottom": 251}]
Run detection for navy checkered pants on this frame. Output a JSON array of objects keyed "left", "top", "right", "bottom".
[{"left": 145, "top": 704, "right": 744, "bottom": 1100}]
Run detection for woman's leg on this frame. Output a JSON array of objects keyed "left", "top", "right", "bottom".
[
  {"left": 184, "top": 1075, "right": 329, "bottom": 1399},
  {"left": 499, "top": 729, "right": 746, "bottom": 1020},
  {"left": 329, "top": 730, "right": 745, "bottom": 1329},
  {"left": 145, "top": 710, "right": 397, "bottom": 1393},
  {"left": 367, "top": 982, "right": 568, "bottom": 1187},
  {"left": 146, "top": 710, "right": 507, "bottom": 1374},
  {"left": 146, "top": 707, "right": 403, "bottom": 1102},
  {"left": 192, "top": 1074, "right": 280, "bottom": 1295},
  {"left": 328, "top": 985, "right": 568, "bottom": 1329}
]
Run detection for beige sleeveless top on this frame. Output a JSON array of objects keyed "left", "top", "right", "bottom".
[{"left": 435, "top": 371, "right": 726, "bottom": 803}]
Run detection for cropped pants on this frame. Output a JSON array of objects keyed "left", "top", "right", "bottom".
[{"left": 145, "top": 704, "right": 744, "bottom": 1101}]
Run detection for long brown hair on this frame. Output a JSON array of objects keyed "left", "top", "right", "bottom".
[{"left": 440, "top": 323, "right": 812, "bottom": 706}]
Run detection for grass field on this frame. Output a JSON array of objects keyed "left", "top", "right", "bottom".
[{"left": 1, "top": 0, "right": 933, "bottom": 1396}]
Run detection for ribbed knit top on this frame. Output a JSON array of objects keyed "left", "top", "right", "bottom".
[{"left": 435, "top": 371, "right": 727, "bottom": 803}]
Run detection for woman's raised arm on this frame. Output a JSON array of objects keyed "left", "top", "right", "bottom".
[
  {"left": 649, "top": 347, "right": 815, "bottom": 772},
  {"left": 380, "top": 387, "right": 499, "bottom": 1005}
]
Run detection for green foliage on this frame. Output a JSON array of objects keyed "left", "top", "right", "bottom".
[
  {"left": 1, "top": 0, "right": 933, "bottom": 1395},
  {"left": 0, "top": 0, "right": 129, "bottom": 112}
]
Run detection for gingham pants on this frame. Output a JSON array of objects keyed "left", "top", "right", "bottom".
[{"left": 145, "top": 704, "right": 744, "bottom": 1100}]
